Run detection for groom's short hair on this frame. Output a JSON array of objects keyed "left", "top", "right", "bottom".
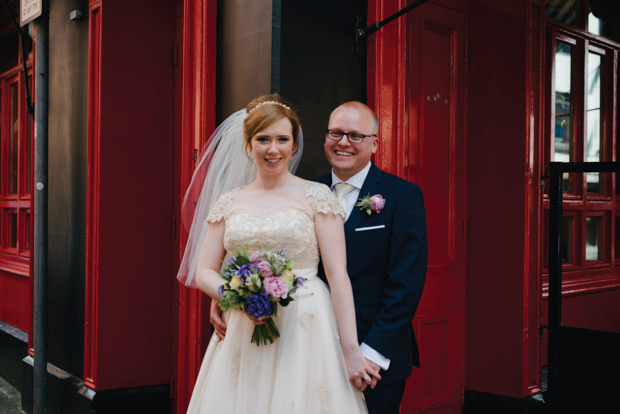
[{"left": 330, "top": 101, "right": 379, "bottom": 133}]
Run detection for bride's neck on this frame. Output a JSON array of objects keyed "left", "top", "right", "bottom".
[{"left": 252, "top": 170, "right": 294, "bottom": 190}]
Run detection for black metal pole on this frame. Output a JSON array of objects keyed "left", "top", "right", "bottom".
[
  {"left": 33, "top": 1, "right": 49, "bottom": 413},
  {"left": 547, "top": 162, "right": 563, "bottom": 411}
]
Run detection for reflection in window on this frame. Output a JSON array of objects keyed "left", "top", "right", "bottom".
[
  {"left": 586, "top": 53, "right": 602, "bottom": 193},
  {"left": 8, "top": 213, "right": 17, "bottom": 249},
  {"left": 588, "top": 11, "right": 601, "bottom": 35},
  {"left": 9, "top": 83, "right": 18, "bottom": 195},
  {"left": 25, "top": 76, "right": 32, "bottom": 195},
  {"left": 555, "top": 42, "right": 573, "bottom": 192},
  {"left": 588, "top": 2, "right": 620, "bottom": 43},
  {"left": 547, "top": 0, "right": 579, "bottom": 27},
  {"left": 561, "top": 217, "right": 572, "bottom": 264},
  {"left": 586, "top": 216, "right": 602, "bottom": 261},
  {"left": 25, "top": 213, "right": 30, "bottom": 251}
]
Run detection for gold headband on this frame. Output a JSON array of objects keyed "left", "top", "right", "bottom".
[{"left": 248, "top": 101, "right": 291, "bottom": 115}]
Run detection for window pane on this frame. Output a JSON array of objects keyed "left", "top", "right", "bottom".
[
  {"left": 554, "top": 42, "right": 573, "bottom": 192},
  {"left": 615, "top": 216, "right": 620, "bottom": 260},
  {"left": 588, "top": 3, "right": 620, "bottom": 43},
  {"left": 0, "top": 32, "right": 19, "bottom": 74},
  {"left": 547, "top": 0, "right": 580, "bottom": 27},
  {"left": 586, "top": 53, "right": 602, "bottom": 193},
  {"left": 586, "top": 216, "right": 602, "bottom": 261},
  {"left": 588, "top": 11, "right": 602, "bottom": 35},
  {"left": 9, "top": 83, "right": 19, "bottom": 195},
  {"left": 25, "top": 212, "right": 30, "bottom": 251},
  {"left": 561, "top": 217, "right": 573, "bottom": 263},
  {"left": 25, "top": 76, "right": 33, "bottom": 195},
  {"left": 8, "top": 212, "right": 17, "bottom": 249}
]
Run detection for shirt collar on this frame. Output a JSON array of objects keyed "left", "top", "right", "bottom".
[{"left": 331, "top": 162, "right": 372, "bottom": 190}]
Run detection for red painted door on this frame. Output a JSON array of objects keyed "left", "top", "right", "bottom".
[{"left": 401, "top": 3, "right": 466, "bottom": 413}]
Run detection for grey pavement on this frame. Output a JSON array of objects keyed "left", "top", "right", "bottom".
[{"left": 0, "top": 376, "right": 26, "bottom": 414}]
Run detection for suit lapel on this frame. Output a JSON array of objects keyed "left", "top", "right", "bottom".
[{"left": 344, "top": 164, "right": 383, "bottom": 236}]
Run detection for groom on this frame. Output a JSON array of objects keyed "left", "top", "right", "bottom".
[{"left": 316, "top": 101, "right": 427, "bottom": 414}]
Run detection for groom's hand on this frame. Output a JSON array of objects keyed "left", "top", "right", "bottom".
[
  {"left": 210, "top": 299, "right": 227, "bottom": 340},
  {"left": 363, "top": 359, "right": 381, "bottom": 390}
]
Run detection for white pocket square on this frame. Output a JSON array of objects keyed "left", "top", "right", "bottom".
[{"left": 355, "top": 225, "right": 386, "bottom": 232}]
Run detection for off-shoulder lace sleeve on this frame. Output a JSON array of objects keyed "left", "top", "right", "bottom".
[
  {"left": 305, "top": 181, "right": 345, "bottom": 220},
  {"left": 206, "top": 191, "right": 235, "bottom": 223}
]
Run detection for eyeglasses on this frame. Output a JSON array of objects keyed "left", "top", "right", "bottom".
[{"left": 326, "top": 129, "right": 377, "bottom": 144}]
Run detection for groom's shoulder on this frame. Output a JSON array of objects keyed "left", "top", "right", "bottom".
[
  {"left": 375, "top": 166, "right": 422, "bottom": 194},
  {"left": 313, "top": 173, "right": 331, "bottom": 186}
]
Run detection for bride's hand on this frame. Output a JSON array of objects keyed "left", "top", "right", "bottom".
[
  {"left": 244, "top": 311, "right": 267, "bottom": 326},
  {"left": 343, "top": 345, "right": 382, "bottom": 391}
]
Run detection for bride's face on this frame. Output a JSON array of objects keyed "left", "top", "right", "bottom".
[{"left": 250, "top": 116, "right": 295, "bottom": 176}]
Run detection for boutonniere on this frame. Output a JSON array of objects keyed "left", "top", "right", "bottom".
[{"left": 355, "top": 194, "right": 385, "bottom": 215}]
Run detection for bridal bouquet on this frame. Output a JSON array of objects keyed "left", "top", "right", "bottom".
[{"left": 218, "top": 248, "right": 306, "bottom": 345}]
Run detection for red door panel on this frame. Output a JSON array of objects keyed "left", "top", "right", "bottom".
[{"left": 401, "top": 3, "right": 466, "bottom": 414}]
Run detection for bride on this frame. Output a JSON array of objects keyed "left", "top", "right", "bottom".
[{"left": 178, "top": 94, "right": 379, "bottom": 413}]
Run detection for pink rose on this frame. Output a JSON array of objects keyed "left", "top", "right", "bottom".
[
  {"left": 263, "top": 277, "right": 288, "bottom": 299},
  {"left": 257, "top": 260, "right": 273, "bottom": 277},
  {"left": 250, "top": 251, "right": 262, "bottom": 263},
  {"left": 370, "top": 194, "right": 385, "bottom": 213}
]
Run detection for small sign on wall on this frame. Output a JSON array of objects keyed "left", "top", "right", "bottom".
[{"left": 20, "top": 0, "right": 42, "bottom": 26}]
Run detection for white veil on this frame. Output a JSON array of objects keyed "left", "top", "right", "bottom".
[{"left": 177, "top": 108, "right": 304, "bottom": 288}]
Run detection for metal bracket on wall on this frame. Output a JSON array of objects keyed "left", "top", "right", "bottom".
[{"left": 355, "top": 0, "right": 430, "bottom": 56}]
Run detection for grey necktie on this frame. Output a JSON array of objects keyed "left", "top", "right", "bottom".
[{"left": 334, "top": 182, "right": 356, "bottom": 213}]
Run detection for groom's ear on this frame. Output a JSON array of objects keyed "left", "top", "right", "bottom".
[{"left": 371, "top": 137, "right": 378, "bottom": 154}]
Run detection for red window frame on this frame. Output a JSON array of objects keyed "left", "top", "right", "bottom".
[
  {"left": 543, "top": 14, "right": 620, "bottom": 292},
  {"left": 0, "top": 61, "right": 34, "bottom": 276}
]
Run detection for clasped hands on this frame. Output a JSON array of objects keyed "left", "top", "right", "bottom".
[{"left": 210, "top": 300, "right": 382, "bottom": 391}]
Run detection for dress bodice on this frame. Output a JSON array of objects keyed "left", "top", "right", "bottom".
[{"left": 206, "top": 180, "right": 344, "bottom": 270}]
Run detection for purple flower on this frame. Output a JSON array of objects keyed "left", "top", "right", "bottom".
[
  {"left": 247, "top": 293, "right": 272, "bottom": 318},
  {"left": 250, "top": 251, "right": 262, "bottom": 263},
  {"left": 236, "top": 264, "right": 254, "bottom": 280},
  {"left": 218, "top": 285, "right": 225, "bottom": 297},
  {"left": 290, "top": 277, "right": 307, "bottom": 294},
  {"left": 257, "top": 260, "right": 273, "bottom": 277}
]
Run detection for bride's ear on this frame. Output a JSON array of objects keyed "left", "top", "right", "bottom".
[{"left": 244, "top": 140, "right": 254, "bottom": 160}]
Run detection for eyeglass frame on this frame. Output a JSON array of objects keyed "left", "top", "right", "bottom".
[{"left": 325, "top": 129, "right": 377, "bottom": 144}]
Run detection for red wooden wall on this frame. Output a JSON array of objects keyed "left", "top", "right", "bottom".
[
  {"left": 172, "top": 0, "right": 217, "bottom": 412},
  {"left": 84, "top": 0, "right": 176, "bottom": 391},
  {"left": 466, "top": 0, "right": 544, "bottom": 399}
]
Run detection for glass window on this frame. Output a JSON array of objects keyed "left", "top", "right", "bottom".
[
  {"left": 561, "top": 217, "right": 573, "bottom": 263},
  {"left": 547, "top": 0, "right": 580, "bottom": 26},
  {"left": 588, "top": 10, "right": 601, "bottom": 35},
  {"left": 9, "top": 83, "right": 18, "bottom": 195},
  {"left": 554, "top": 42, "right": 573, "bottom": 192},
  {"left": 586, "top": 52, "right": 602, "bottom": 193},
  {"left": 8, "top": 212, "right": 17, "bottom": 249},
  {"left": 588, "top": 2, "right": 620, "bottom": 43},
  {"left": 586, "top": 216, "right": 602, "bottom": 261},
  {"left": 0, "top": 72, "right": 34, "bottom": 268}
]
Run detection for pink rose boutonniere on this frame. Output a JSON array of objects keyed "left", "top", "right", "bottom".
[{"left": 355, "top": 193, "right": 386, "bottom": 215}]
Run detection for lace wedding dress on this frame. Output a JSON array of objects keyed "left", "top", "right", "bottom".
[{"left": 186, "top": 181, "right": 367, "bottom": 414}]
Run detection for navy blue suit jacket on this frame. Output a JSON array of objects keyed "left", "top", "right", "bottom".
[{"left": 316, "top": 164, "right": 427, "bottom": 384}]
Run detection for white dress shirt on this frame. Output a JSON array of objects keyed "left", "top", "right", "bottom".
[{"left": 330, "top": 162, "right": 391, "bottom": 371}]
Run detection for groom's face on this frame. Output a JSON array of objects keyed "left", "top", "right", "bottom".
[{"left": 325, "top": 106, "right": 378, "bottom": 181}]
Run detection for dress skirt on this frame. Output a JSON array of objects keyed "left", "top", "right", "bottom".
[{"left": 186, "top": 269, "right": 367, "bottom": 414}]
